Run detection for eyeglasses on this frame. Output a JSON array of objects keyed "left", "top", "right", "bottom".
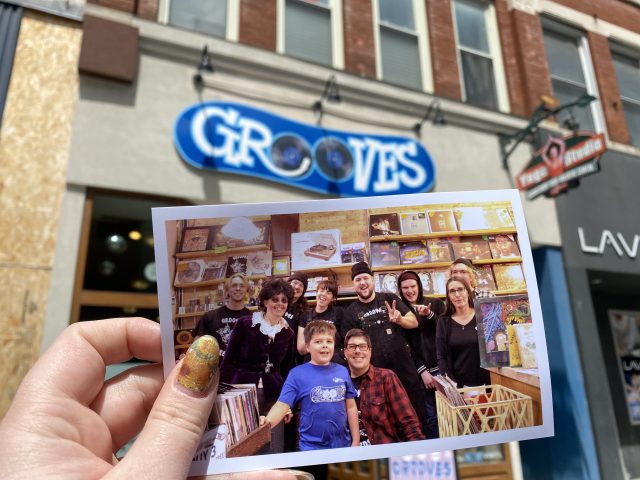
[
  {"left": 448, "top": 287, "right": 466, "bottom": 296},
  {"left": 345, "top": 343, "right": 371, "bottom": 352}
]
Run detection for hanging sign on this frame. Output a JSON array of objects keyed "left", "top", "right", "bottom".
[
  {"left": 174, "top": 101, "right": 435, "bottom": 197},
  {"left": 516, "top": 131, "right": 605, "bottom": 200}
]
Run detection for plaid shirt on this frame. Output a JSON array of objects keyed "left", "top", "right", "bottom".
[
  {"left": 357, "top": 365, "right": 425, "bottom": 444},
  {"left": 474, "top": 287, "right": 496, "bottom": 299}
]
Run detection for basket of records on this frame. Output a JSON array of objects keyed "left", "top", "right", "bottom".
[{"left": 435, "top": 376, "right": 533, "bottom": 437}]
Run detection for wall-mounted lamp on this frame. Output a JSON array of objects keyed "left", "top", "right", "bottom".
[
  {"left": 193, "top": 45, "right": 214, "bottom": 88},
  {"left": 412, "top": 100, "right": 446, "bottom": 136},
  {"left": 312, "top": 74, "right": 341, "bottom": 123}
]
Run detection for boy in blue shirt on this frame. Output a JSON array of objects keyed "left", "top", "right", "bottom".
[{"left": 261, "top": 320, "right": 360, "bottom": 450}]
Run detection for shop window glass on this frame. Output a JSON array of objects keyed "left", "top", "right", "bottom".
[
  {"left": 169, "top": 0, "right": 227, "bottom": 38},
  {"left": 83, "top": 194, "right": 168, "bottom": 294},
  {"left": 377, "top": 0, "right": 422, "bottom": 90},
  {"left": 284, "top": 0, "right": 332, "bottom": 66},
  {"left": 453, "top": 0, "right": 498, "bottom": 109},
  {"left": 456, "top": 444, "right": 505, "bottom": 464},
  {"left": 543, "top": 27, "right": 596, "bottom": 132},
  {"left": 612, "top": 50, "right": 640, "bottom": 148},
  {"left": 74, "top": 192, "right": 186, "bottom": 325}
]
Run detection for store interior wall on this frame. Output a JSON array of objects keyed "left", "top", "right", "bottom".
[{"left": 519, "top": 247, "right": 599, "bottom": 479}]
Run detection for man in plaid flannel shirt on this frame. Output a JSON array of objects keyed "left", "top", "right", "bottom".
[
  {"left": 449, "top": 258, "right": 496, "bottom": 299},
  {"left": 344, "top": 328, "right": 425, "bottom": 445}
]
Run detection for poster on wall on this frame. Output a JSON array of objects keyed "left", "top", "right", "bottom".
[
  {"left": 609, "top": 309, "right": 640, "bottom": 425},
  {"left": 152, "top": 190, "right": 553, "bottom": 477}
]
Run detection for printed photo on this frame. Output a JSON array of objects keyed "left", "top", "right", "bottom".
[{"left": 152, "top": 191, "right": 552, "bottom": 476}]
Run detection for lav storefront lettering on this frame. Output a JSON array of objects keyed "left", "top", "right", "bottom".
[
  {"left": 578, "top": 227, "right": 640, "bottom": 259},
  {"left": 174, "top": 101, "right": 435, "bottom": 197}
]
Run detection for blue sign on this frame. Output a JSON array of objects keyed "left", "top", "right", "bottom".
[{"left": 174, "top": 101, "right": 435, "bottom": 197}]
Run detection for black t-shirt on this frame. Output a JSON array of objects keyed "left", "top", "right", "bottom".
[
  {"left": 299, "top": 305, "right": 345, "bottom": 365},
  {"left": 351, "top": 372, "right": 370, "bottom": 446},
  {"left": 342, "top": 293, "right": 421, "bottom": 392},
  {"left": 194, "top": 305, "right": 250, "bottom": 357},
  {"left": 449, "top": 316, "right": 490, "bottom": 388}
]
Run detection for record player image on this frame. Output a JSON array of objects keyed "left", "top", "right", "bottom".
[
  {"left": 291, "top": 229, "right": 342, "bottom": 270},
  {"left": 305, "top": 242, "right": 337, "bottom": 261}
]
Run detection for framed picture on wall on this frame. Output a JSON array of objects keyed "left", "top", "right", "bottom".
[{"left": 180, "top": 227, "right": 211, "bottom": 252}]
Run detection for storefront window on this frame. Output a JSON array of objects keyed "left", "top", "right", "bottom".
[
  {"left": 284, "top": 0, "right": 333, "bottom": 66},
  {"left": 453, "top": 0, "right": 498, "bottom": 109},
  {"left": 73, "top": 191, "right": 186, "bottom": 324},
  {"left": 455, "top": 444, "right": 505, "bottom": 464},
  {"left": 376, "top": 0, "right": 422, "bottom": 90},
  {"left": 168, "top": 0, "right": 227, "bottom": 38},
  {"left": 611, "top": 47, "right": 640, "bottom": 148}
]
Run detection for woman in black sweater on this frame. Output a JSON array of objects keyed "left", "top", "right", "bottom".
[{"left": 436, "top": 276, "right": 490, "bottom": 388}]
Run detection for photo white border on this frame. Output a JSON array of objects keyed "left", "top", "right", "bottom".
[{"left": 152, "top": 189, "right": 554, "bottom": 476}]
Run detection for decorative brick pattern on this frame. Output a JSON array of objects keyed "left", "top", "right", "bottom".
[
  {"left": 553, "top": 0, "right": 640, "bottom": 35},
  {"left": 239, "top": 0, "right": 277, "bottom": 51},
  {"left": 588, "top": 31, "right": 630, "bottom": 144},
  {"left": 87, "top": 0, "right": 135, "bottom": 14},
  {"left": 509, "top": 8, "right": 553, "bottom": 116},
  {"left": 496, "top": 0, "right": 527, "bottom": 116},
  {"left": 136, "top": 0, "right": 159, "bottom": 21},
  {"left": 426, "top": 0, "right": 461, "bottom": 100},
  {"left": 342, "top": 0, "right": 376, "bottom": 78}
]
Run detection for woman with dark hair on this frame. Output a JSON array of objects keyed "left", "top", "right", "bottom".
[
  {"left": 220, "top": 278, "right": 295, "bottom": 452},
  {"left": 285, "top": 273, "right": 309, "bottom": 332},
  {"left": 435, "top": 276, "right": 490, "bottom": 388},
  {"left": 296, "top": 279, "right": 345, "bottom": 364}
]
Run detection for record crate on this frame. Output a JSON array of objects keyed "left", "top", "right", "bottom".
[{"left": 436, "top": 384, "right": 533, "bottom": 437}]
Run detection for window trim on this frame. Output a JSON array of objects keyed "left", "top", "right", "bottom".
[
  {"left": 371, "top": 0, "right": 433, "bottom": 92},
  {"left": 276, "top": 0, "right": 344, "bottom": 69},
  {"left": 451, "top": 0, "right": 510, "bottom": 112},
  {"left": 541, "top": 17, "right": 607, "bottom": 135},
  {"left": 158, "top": 0, "right": 240, "bottom": 41}
]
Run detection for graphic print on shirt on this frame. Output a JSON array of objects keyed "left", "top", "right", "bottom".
[
  {"left": 310, "top": 385, "right": 346, "bottom": 403},
  {"left": 358, "top": 305, "right": 388, "bottom": 327}
]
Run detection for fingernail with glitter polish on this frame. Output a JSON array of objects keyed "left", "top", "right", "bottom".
[{"left": 177, "top": 336, "right": 220, "bottom": 394}]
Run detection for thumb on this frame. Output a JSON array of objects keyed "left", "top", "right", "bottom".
[{"left": 111, "top": 336, "right": 220, "bottom": 479}]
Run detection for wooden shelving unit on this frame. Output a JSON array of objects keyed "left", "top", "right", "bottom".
[{"left": 369, "top": 227, "right": 517, "bottom": 243}]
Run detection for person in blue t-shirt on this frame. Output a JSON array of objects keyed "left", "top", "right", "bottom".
[{"left": 261, "top": 320, "right": 360, "bottom": 451}]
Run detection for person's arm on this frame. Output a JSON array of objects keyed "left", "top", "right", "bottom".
[
  {"left": 296, "top": 326, "right": 308, "bottom": 356},
  {"left": 386, "top": 296, "right": 418, "bottom": 329},
  {"left": 260, "top": 401, "right": 292, "bottom": 428},
  {"left": 385, "top": 371, "right": 425, "bottom": 441},
  {"left": 346, "top": 398, "right": 360, "bottom": 447}
]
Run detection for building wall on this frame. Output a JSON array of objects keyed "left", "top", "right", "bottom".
[{"left": 0, "top": 10, "right": 81, "bottom": 417}]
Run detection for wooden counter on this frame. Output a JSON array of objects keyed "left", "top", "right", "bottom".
[{"left": 487, "top": 367, "right": 542, "bottom": 426}]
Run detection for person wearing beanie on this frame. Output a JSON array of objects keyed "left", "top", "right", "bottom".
[
  {"left": 397, "top": 270, "right": 446, "bottom": 439},
  {"left": 449, "top": 258, "right": 495, "bottom": 299},
  {"left": 341, "top": 261, "right": 430, "bottom": 436}
]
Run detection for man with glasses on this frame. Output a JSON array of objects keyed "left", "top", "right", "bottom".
[
  {"left": 449, "top": 258, "right": 495, "bottom": 299},
  {"left": 342, "top": 261, "right": 429, "bottom": 436},
  {"left": 344, "top": 328, "right": 425, "bottom": 445}
]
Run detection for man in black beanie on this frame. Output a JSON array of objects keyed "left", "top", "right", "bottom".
[{"left": 341, "top": 261, "right": 430, "bottom": 436}]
